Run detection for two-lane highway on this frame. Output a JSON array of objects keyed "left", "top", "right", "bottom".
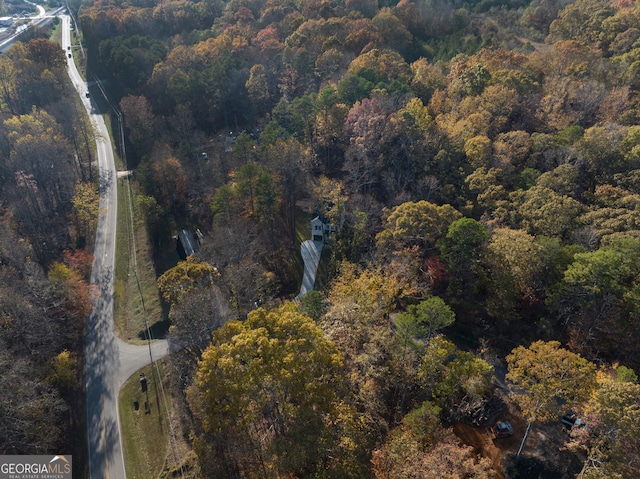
[{"left": 61, "top": 14, "right": 168, "bottom": 479}]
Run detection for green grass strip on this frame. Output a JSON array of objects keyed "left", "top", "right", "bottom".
[{"left": 119, "top": 361, "right": 171, "bottom": 479}]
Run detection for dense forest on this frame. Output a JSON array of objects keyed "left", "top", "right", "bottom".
[{"left": 3, "top": 0, "right": 640, "bottom": 476}]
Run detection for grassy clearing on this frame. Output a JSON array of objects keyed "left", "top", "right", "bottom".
[
  {"left": 119, "top": 360, "right": 172, "bottom": 479},
  {"left": 114, "top": 176, "right": 164, "bottom": 341},
  {"left": 295, "top": 210, "right": 313, "bottom": 243},
  {"left": 50, "top": 18, "right": 62, "bottom": 44},
  {"left": 315, "top": 243, "right": 332, "bottom": 291},
  {"left": 114, "top": 177, "right": 131, "bottom": 337}
]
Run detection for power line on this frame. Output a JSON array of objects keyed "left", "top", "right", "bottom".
[
  {"left": 123, "top": 139, "right": 185, "bottom": 479},
  {"left": 90, "top": 50, "right": 184, "bottom": 478}
]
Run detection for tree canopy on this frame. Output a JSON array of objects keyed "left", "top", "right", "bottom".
[
  {"left": 506, "top": 340, "right": 596, "bottom": 424},
  {"left": 187, "top": 302, "right": 360, "bottom": 478}
]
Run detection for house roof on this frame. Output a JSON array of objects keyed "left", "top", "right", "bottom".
[{"left": 178, "top": 229, "right": 198, "bottom": 257}]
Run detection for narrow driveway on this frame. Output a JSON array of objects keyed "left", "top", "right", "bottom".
[
  {"left": 297, "top": 240, "right": 323, "bottom": 298},
  {"left": 61, "top": 14, "right": 169, "bottom": 479}
]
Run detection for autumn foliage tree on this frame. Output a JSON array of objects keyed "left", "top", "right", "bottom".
[
  {"left": 71, "top": 180, "right": 99, "bottom": 246},
  {"left": 321, "top": 262, "right": 406, "bottom": 428},
  {"left": 419, "top": 336, "right": 494, "bottom": 420},
  {"left": 585, "top": 377, "right": 640, "bottom": 478},
  {"left": 157, "top": 255, "right": 220, "bottom": 305},
  {"left": 0, "top": 235, "right": 87, "bottom": 457},
  {"left": 376, "top": 200, "right": 462, "bottom": 254},
  {"left": 3, "top": 107, "right": 77, "bottom": 262},
  {"left": 187, "top": 302, "right": 368, "bottom": 477},
  {"left": 120, "top": 95, "right": 157, "bottom": 167},
  {"left": 372, "top": 426, "right": 494, "bottom": 479},
  {"left": 48, "top": 262, "right": 93, "bottom": 323},
  {"left": 506, "top": 340, "right": 596, "bottom": 458}
]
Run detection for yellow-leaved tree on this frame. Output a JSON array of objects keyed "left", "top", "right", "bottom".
[
  {"left": 71, "top": 180, "right": 100, "bottom": 245},
  {"left": 157, "top": 255, "right": 219, "bottom": 305},
  {"left": 187, "top": 302, "right": 369, "bottom": 477},
  {"left": 506, "top": 340, "right": 596, "bottom": 459}
]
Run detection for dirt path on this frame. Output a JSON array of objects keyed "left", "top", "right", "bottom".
[
  {"left": 452, "top": 404, "right": 526, "bottom": 478},
  {"left": 453, "top": 405, "right": 574, "bottom": 478}
]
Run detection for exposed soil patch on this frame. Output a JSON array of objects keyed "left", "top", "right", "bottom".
[
  {"left": 452, "top": 392, "right": 579, "bottom": 478},
  {"left": 453, "top": 407, "right": 524, "bottom": 479}
]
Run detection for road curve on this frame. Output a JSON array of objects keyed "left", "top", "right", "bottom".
[{"left": 61, "top": 14, "right": 169, "bottom": 479}]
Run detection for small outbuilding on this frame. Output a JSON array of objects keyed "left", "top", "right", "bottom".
[{"left": 177, "top": 229, "right": 198, "bottom": 260}]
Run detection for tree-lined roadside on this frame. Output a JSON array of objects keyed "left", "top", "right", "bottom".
[{"left": 61, "top": 13, "right": 170, "bottom": 479}]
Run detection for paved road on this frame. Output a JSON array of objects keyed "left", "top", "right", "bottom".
[{"left": 61, "top": 15, "right": 169, "bottom": 479}]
